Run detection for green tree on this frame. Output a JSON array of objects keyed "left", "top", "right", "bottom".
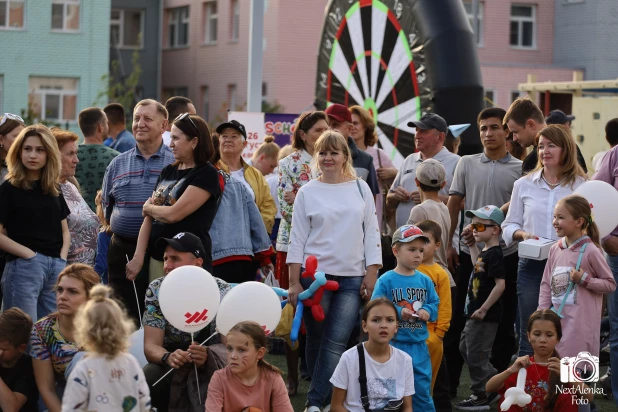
[
  {"left": 94, "top": 40, "right": 142, "bottom": 125},
  {"left": 262, "top": 100, "right": 285, "bottom": 113}
]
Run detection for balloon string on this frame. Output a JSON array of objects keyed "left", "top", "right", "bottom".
[
  {"left": 153, "top": 332, "right": 218, "bottom": 387},
  {"left": 126, "top": 255, "right": 143, "bottom": 329},
  {"left": 192, "top": 332, "right": 202, "bottom": 405}
]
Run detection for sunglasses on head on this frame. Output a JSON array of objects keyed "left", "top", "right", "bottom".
[
  {"left": 471, "top": 222, "right": 498, "bottom": 232},
  {"left": 174, "top": 112, "right": 199, "bottom": 134},
  {"left": 0, "top": 113, "right": 24, "bottom": 127}
]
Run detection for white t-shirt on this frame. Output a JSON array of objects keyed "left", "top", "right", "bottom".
[
  {"left": 62, "top": 352, "right": 151, "bottom": 412},
  {"left": 330, "top": 343, "right": 414, "bottom": 412},
  {"left": 230, "top": 169, "right": 255, "bottom": 201},
  {"left": 266, "top": 174, "right": 281, "bottom": 219}
]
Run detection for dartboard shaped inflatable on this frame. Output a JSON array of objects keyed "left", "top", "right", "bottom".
[{"left": 315, "top": 0, "right": 484, "bottom": 160}]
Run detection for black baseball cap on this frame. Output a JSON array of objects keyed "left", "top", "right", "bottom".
[
  {"left": 546, "top": 110, "right": 575, "bottom": 125},
  {"left": 407, "top": 113, "right": 448, "bottom": 133},
  {"left": 216, "top": 120, "right": 247, "bottom": 139},
  {"left": 155, "top": 232, "right": 206, "bottom": 259}
]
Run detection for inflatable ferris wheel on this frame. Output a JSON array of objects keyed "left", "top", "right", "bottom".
[{"left": 315, "top": 0, "right": 484, "bottom": 161}]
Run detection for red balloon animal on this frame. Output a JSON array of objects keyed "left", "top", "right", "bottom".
[{"left": 301, "top": 256, "right": 339, "bottom": 321}]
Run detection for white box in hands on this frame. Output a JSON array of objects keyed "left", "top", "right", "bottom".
[{"left": 518, "top": 238, "right": 557, "bottom": 261}]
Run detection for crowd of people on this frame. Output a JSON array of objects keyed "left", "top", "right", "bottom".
[{"left": 0, "top": 93, "right": 617, "bottom": 412}]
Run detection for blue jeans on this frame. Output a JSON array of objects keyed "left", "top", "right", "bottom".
[
  {"left": 606, "top": 254, "right": 618, "bottom": 407},
  {"left": 516, "top": 258, "right": 547, "bottom": 356},
  {"left": 301, "top": 274, "right": 363, "bottom": 408},
  {"left": 1, "top": 253, "right": 65, "bottom": 322}
]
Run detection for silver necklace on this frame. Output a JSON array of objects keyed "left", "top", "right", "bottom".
[{"left": 541, "top": 171, "right": 564, "bottom": 188}]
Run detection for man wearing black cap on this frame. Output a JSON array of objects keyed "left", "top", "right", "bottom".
[
  {"left": 324, "top": 104, "right": 379, "bottom": 196},
  {"left": 545, "top": 109, "right": 575, "bottom": 127},
  {"left": 387, "top": 113, "right": 461, "bottom": 228},
  {"left": 215, "top": 120, "right": 277, "bottom": 236},
  {"left": 142, "top": 232, "right": 231, "bottom": 411}
]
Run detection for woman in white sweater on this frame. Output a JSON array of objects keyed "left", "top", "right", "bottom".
[{"left": 287, "top": 131, "right": 382, "bottom": 412}]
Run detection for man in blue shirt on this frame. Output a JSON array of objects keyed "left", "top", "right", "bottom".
[
  {"left": 101, "top": 99, "right": 175, "bottom": 326},
  {"left": 104, "top": 102, "right": 136, "bottom": 153}
]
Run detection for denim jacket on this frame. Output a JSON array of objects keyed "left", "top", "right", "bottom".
[{"left": 209, "top": 171, "right": 272, "bottom": 260}]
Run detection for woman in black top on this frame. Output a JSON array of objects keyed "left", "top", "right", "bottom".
[
  {"left": 0, "top": 125, "right": 70, "bottom": 322},
  {"left": 127, "top": 114, "right": 220, "bottom": 279}
]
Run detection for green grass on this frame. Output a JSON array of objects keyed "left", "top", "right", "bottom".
[{"left": 266, "top": 353, "right": 615, "bottom": 412}]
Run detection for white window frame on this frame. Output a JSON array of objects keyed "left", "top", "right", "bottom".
[
  {"left": 51, "top": 0, "right": 80, "bottom": 32},
  {"left": 204, "top": 1, "right": 218, "bottom": 44},
  {"left": 110, "top": 9, "right": 144, "bottom": 49},
  {"left": 510, "top": 4, "right": 536, "bottom": 49},
  {"left": 483, "top": 88, "right": 495, "bottom": 108},
  {"left": 168, "top": 6, "right": 189, "bottom": 48},
  {"left": 463, "top": 1, "right": 483, "bottom": 46},
  {"left": 0, "top": 0, "right": 25, "bottom": 30},
  {"left": 30, "top": 78, "right": 79, "bottom": 122},
  {"left": 231, "top": 0, "right": 239, "bottom": 42}
]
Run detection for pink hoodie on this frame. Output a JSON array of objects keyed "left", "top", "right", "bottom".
[{"left": 538, "top": 236, "right": 616, "bottom": 358}]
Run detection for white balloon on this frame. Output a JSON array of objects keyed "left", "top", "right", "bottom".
[
  {"left": 216, "top": 281, "right": 282, "bottom": 336},
  {"left": 128, "top": 328, "right": 147, "bottom": 368},
  {"left": 159, "top": 266, "right": 221, "bottom": 333},
  {"left": 574, "top": 180, "right": 618, "bottom": 239}
]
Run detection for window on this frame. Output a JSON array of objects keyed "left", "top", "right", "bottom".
[
  {"left": 0, "top": 1, "right": 25, "bottom": 29},
  {"left": 51, "top": 0, "right": 80, "bottom": 32},
  {"left": 230, "top": 0, "right": 239, "bottom": 41},
  {"left": 168, "top": 6, "right": 189, "bottom": 48},
  {"left": 511, "top": 90, "right": 521, "bottom": 103},
  {"left": 228, "top": 84, "right": 237, "bottom": 110},
  {"left": 262, "top": 82, "right": 268, "bottom": 100},
  {"left": 110, "top": 9, "right": 144, "bottom": 48},
  {"left": 510, "top": 5, "right": 535, "bottom": 48},
  {"left": 201, "top": 86, "right": 209, "bottom": 121},
  {"left": 463, "top": 1, "right": 483, "bottom": 45},
  {"left": 28, "top": 77, "right": 78, "bottom": 122},
  {"left": 483, "top": 89, "right": 495, "bottom": 108},
  {"left": 204, "top": 1, "right": 217, "bottom": 44}
]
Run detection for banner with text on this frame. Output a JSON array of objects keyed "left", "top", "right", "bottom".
[{"left": 228, "top": 111, "right": 299, "bottom": 161}]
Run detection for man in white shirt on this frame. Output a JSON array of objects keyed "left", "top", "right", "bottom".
[
  {"left": 163, "top": 96, "right": 196, "bottom": 146},
  {"left": 387, "top": 113, "right": 460, "bottom": 228},
  {"left": 444, "top": 107, "right": 522, "bottom": 397}
]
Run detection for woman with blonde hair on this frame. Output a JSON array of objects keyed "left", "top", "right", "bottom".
[
  {"left": 0, "top": 125, "right": 70, "bottom": 323},
  {"left": 287, "top": 131, "right": 382, "bottom": 411},
  {"left": 30, "top": 263, "right": 100, "bottom": 412},
  {"left": 502, "top": 124, "right": 587, "bottom": 357},
  {"left": 62, "top": 284, "right": 151, "bottom": 411},
  {"left": 51, "top": 129, "right": 100, "bottom": 266}
]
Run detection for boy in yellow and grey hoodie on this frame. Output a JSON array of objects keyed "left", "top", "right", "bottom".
[{"left": 416, "top": 220, "right": 452, "bottom": 409}]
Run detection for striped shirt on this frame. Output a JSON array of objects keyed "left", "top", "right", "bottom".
[{"left": 101, "top": 143, "right": 174, "bottom": 238}]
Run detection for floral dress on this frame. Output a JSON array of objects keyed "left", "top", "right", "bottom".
[
  {"left": 276, "top": 150, "right": 316, "bottom": 253},
  {"left": 61, "top": 182, "right": 100, "bottom": 266}
]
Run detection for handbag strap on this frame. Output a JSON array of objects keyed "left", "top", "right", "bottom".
[
  {"left": 575, "top": 240, "right": 588, "bottom": 271},
  {"left": 356, "top": 343, "right": 372, "bottom": 412},
  {"left": 356, "top": 179, "right": 365, "bottom": 235},
  {"left": 376, "top": 150, "right": 389, "bottom": 235}
]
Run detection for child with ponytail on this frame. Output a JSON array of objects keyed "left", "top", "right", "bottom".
[
  {"left": 486, "top": 309, "right": 591, "bottom": 411},
  {"left": 61, "top": 285, "right": 151, "bottom": 412},
  {"left": 206, "top": 321, "right": 293, "bottom": 412},
  {"left": 538, "top": 195, "right": 616, "bottom": 359}
]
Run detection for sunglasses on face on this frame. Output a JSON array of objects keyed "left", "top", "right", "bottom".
[
  {"left": 0, "top": 113, "right": 24, "bottom": 127},
  {"left": 471, "top": 222, "right": 498, "bottom": 232},
  {"left": 174, "top": 112, "right": 199, "bottom": 135}
]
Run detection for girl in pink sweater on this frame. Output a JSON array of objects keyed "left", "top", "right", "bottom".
[
  {"left": 205, "top": 321, "right": 293, "bottom": 412},
  {"left": 539, "top": 195, "right": 616, "bottom": 358}
]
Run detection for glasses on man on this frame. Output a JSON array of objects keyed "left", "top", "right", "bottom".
[
  {"left": 471, "top": 222, "right": 498, "bottom": 232},
  {"left": 0, "top": 113, "right": 24, "bottom": 127},
  {"left": 174, "top": 112, "right": 199, "bottom": 134}
]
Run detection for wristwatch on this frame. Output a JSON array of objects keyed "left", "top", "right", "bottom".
[{"left": 161, "top": 352, "right": 171, "bottom": 365}]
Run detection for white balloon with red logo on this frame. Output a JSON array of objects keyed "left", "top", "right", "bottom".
[
  {"left": 216, "top": 281, "right": 282, "bottom": 336},
  {"left": 158, "top": 265, "right": 221, "bottom": 333},
  {"left": 574, "top": 180, "right": 618, "bottom": 239}
]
